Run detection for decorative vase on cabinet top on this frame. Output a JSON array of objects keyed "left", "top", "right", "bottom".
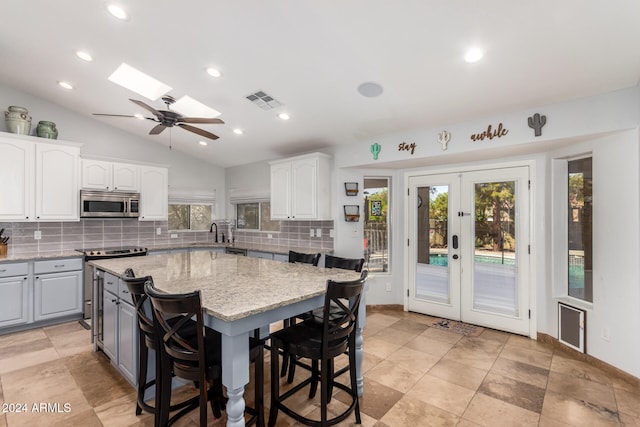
[
  {"left": 4, "top": 106, "right": 32, "bottom": 135},
  {"left": 36, "top": 121, "right": 58, "bottom": 139}
]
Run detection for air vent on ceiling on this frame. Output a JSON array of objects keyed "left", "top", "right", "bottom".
[{"left": 246, "top": 90, "right": 282, "bottom": 110}]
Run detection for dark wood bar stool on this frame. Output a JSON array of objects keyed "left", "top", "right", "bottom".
[
  {"left": 268, "top": 271, "right": 368, "bottom": 427},
  {"left": 121, "top": 269, "right": 200, "bottom": 426},
  {"left": 145, "top": 281, "right": 265, "bottom": 427}
]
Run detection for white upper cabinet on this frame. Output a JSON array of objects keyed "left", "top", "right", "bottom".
[
  {"left": 0, "top": 133, "right": 80, "bottom": 222},
  {"left": 139, "top": 165, "right": 168, "bottom": 221},
  {"left": 269, "top": 152, "right": 331, "bottom": 220},
  {"left": 81, "top": 159, "right": 139, "bottom": 192},
  {"left": 0, "top": 136, "right": 34, "bottom": 221}
]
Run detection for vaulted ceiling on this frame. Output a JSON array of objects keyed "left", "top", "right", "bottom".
[{"left": 1, "top": 1, "right": 639, "bottom": 167}]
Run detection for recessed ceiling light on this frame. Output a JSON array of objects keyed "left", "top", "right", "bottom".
[
  {"left": 206, "top": 67, "right": 222, "bottom": 78},
  {"left": 172, "top": 96, "right": 221, "bottom": 118},
  {"left": 199, "top": 140, "right": 208, "bottom": 146},
  {"left": 278, "top": 113, "right": 290, "bottom": 120},
  {"left": 106, "top": 3, "right": 129, "bottom": 20},
  {"left": 75, "top": 50, "right": 93, "bottom": 62},
  {"left": 108, "top": 63, "right": 172, "bottom": 100},
  {"left": 357, "top": 82, "right": 384, "bottom": 98},
  {"left": 58, "top": 81, "right": 73, "bottom": 90},
  {"left": 233, "top": 129, "right": 243, "bottom": 135},
  {"left": 464, "top": 48, "right": 483, "bottom": 63}
]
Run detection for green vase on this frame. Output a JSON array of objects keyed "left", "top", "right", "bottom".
[{"left": 36, "top": 121, "right": 58, "bottom": 139}]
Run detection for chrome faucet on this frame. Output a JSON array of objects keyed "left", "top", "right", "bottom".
[{"left": 209, "top": 222, "right": 218, "bottom": 243}]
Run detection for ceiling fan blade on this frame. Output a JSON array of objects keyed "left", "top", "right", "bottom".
[
  {"left": 149, "top": 124, "right": 167, "bottom": 135},
  {"left": 129, "top": 99, "right": 162, "bottom": 117},
  {"left": 93, "top": 113, "right": 158, "bottom": 122},
  {"left": 177, "top": 123, "right": 219, "bottom": 140},
  {"left": 178, "top": 117, "right": 225, "bottom": 124}
]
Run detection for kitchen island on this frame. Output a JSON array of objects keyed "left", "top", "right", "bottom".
[{"left": 89, "top": 250, "right": 365, "bottom": 427}]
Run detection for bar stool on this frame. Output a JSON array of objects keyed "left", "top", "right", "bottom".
[
  {"left": 268, "top": 271, "right": 367, "bottom": 427},
  {"left": 121, "top": 269, "right": 202, "bottom": 426}
]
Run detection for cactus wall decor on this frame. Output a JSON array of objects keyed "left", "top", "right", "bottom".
[
  {"left": 437, "top": 130, "right": 451, "bottom": 150},
  {"left": 528, "top": 113, "right": 547, "bottom": 137},
  {"left": 370, "top": 142, "right": 381, "bottom": 160}
]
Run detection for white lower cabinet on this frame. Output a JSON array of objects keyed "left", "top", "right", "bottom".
[
  {"left": 0, "top": 262, "right": 29, "bottom": 328},
  {"left": 101, "top": 271, "right": 138, "bottom": 385}
]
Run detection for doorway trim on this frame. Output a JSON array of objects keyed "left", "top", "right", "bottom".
[{"left": 403, "top": 159, "right": 537, "bottom": 338}]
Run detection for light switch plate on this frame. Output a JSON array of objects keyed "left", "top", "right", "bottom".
[
  {"left": 156, "top": 227, "right": 162, "bottom": 235},
  {"left": 316, "top": 228, "right": 322, "bottom": 237},
  {"left": 329, "top": 229, "right": 335, "bottom": 238},
  {"left": 170, "top": 233, "right": 178, "bottom": 239},
  {"left": 309, "top": 229, "right": 315, "bottom": 237}
]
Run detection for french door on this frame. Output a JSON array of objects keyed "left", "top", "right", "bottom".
[{"left": 407, "top": 166, "right": 530, "bottom": 335}]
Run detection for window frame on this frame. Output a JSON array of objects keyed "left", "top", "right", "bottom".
[
  {"left": 168, "top": 202, "right": 214, "bottom": 232},
  {"left": 235, "top": 201, "right": 280, "bottom": 232}
]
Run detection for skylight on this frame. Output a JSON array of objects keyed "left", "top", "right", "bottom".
[
  {"left": 108, "top": 63, "right": 172, "bottom": 101},
  {"left": 172, "top": 96, "right": 221, "bottom": 118}
]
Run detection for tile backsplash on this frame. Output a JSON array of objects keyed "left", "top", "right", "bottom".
[{"left": 0, "top": 219, "right": 333, "bottom": 256}]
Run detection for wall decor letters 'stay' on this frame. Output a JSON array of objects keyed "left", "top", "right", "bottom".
[
  {"left": 528, "top": 113, "right": 547, "bottom": 137},
  {"left": 470, "top": 123, "right": 508, "bottom": 142},
  {"left": 398, "top": 142, "right": 416, "bottom": 154},
  {"left": 370, "top": 143, "right": 381, "bottom": 160},
  {"left": 437, "top": 130, "right": 451, "bottom": 150}
]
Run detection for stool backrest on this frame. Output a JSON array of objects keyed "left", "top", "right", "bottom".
[
  {"left": 322, "top": 270, "right": 368, "bottom": 357},
  {"left": 288, "top": 250, "right": 321, "bottom": 266},
  {"left": 324, "top": 255, "right": 364, "bottom": 272},
  {"left": 121, "top": 271, "right": 156, "bottom": 346}
]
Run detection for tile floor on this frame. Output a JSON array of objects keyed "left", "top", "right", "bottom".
[{"left": 0, "top": 309, "right": 638, "bottom": 426}]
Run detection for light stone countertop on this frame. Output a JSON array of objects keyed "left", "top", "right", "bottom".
[
  {"left": 0, "top": 250, "right": 83, "bottom": 263},
  {"left": 89, "top": 251, "right": 359, "bottom": 322}
]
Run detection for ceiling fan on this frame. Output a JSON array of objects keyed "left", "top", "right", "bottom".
[{"left": 93, "top": 95, "right": 224, "bottom": 140}]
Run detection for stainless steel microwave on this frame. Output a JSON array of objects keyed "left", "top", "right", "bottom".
[{"left": 80, "top": 190, "right": 140, "bottom": 218}]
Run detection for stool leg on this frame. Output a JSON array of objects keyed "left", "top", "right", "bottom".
[
  {"left": 268, "top": 339, "right": 280, "bottom": 427},
  {"left": 136, "top": 341, "right": 148, "bottom": 415},
  {"left": 309, "top": 359, "right": 319, "bottom": 399}
]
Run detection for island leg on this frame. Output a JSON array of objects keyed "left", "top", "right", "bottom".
[{"left": 221, "top": 332, "right": 250, "bottom": 427}]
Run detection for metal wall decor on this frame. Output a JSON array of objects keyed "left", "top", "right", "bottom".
[
  {"left": 370, "top": 143, "right": 381, "bottom": 160},
  {"left": 345, "top": 182, "right": 359, "bottom": 196},
  {"left": 344, "top": 205, "right": 360, "bottom": 222},
  {"left": 528, "top": 113, "right": 547, "bottom": 137},
  {"left": 470, "top": 123, "right": 509, "bottom": 142},
  {"left": 398, "top": 141, "right": 416, "bottom": 154},
  {"left": 437, "top": 130, "right": 451, "bottom": 150}
]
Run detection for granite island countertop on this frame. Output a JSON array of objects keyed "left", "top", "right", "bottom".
[{"left": 89, "top": 251, "right": 358, "bottom": 322}]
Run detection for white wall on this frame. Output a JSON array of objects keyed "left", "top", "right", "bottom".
[{"left": 1, "top": 82, "right": 226, "bottom": 217}]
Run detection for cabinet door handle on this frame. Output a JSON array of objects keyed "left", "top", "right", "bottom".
[
  {"left": 121, "top": 290, "right": 129, "bottom": 294},
  {"left": 107, "top": 281, "right": 113, "bottom": 285},
  {"left": 111, "top": 299, "right": 117, "bottom": 303}
]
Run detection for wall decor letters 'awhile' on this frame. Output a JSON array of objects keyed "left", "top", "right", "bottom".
[
  {"left": 470, "top": 123, "right": 508, "bottom": 142},
  {"left": 398, "top": 142, "right": 416, "bottom": 154}
]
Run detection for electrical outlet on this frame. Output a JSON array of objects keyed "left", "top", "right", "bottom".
[
  {"left": 267, "top": 234, "right": 273, "bottom": 239},
  {"left": 602, "top": 327, "right": 610, "bottom": 342},
  {"left": 329, "top": 229, "right": 335, "bottom": 238},
  {"left": 316, "top": 228, "right": 322, "bottom": 237},
  {"left": 170, "top": 233, "right": 178, "bottom": 239},
  {"left": 385, "top": 283, "right": 391, "bottom": 292},
  {"left": 34, "top": 230, "right": 42, "bottom": 240},
  {"left": 309, "top": 229, "right": 315, "bottom": 237},
  {"left": 156, "top": 227, "right": 162, "bottom": 235}
]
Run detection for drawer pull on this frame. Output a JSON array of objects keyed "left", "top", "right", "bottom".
[
  {"left": 0, "top": 269, "right": 6, "bottom": 273},
  {"left": 54, "top": 264, "right": 65, "bottom": 268}
]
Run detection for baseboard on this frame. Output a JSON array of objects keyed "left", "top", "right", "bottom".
[
  {"left": 366, "top": 304, "right": 403, "bottom": 312},
  {"left": 538, "top": 332, "right": 639, "bottom": 387}
]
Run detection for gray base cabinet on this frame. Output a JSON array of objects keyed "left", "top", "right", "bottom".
[
  {"left": 0, "top": 258, "right": 83, "bottom": 334},
  {"left": 100, "top": 270, "right": 138, "bottom": 386},
  {"left": 0, "top": 263, "right": 29, "bottom": 328}
]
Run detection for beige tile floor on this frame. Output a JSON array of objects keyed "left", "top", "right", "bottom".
[{"left": 0, "top": 309, "right": 638, "bottom": 426}]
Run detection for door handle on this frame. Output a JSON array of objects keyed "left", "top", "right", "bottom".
[{"left": 452, "top": 235, "right": 459, "bottom": 249}]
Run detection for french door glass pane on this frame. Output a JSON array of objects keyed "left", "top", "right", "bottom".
[
  {"left": 415, "top": 185, "right": 449, "bottom": 303},
  {"left": 473, "top": 180, "right": 518, "bottom": 316}
]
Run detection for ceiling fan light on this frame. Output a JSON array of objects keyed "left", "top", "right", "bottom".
[
  {"left": 108, "top": 63, "right": 172, "bottom": 101},
  {"left": 206, "top": 67, "right": 222, "bottom": 78},
  {"left": 75, "top": 50, "right": 93, "bottom": 62},
  {"left": 58, "top": 81, "right": 73, "bottom": 90},
  {"left": 106, "top": 3, "right": 129, "bottom": 20}
]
